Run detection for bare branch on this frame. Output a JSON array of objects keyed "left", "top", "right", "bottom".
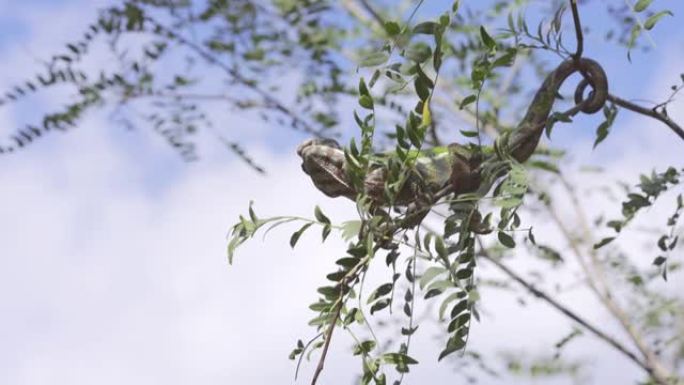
[
  {"left": 608, "top": 94, "right": 684, "bottom": 141},
  {"left": 479, "top": 248, "right": 650, "bottom": 375},
  {"left": 548, "top": 175, "right": 676, "bottom": 385},
  {"left": 570, "top": 0, "right": 584, "bottom": 60}
]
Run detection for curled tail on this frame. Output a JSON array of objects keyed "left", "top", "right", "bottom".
[{"left": 509, "top": 57, "right": 608, "bottom": 163}]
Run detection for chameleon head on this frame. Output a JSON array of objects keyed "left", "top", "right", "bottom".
[{"left": 296, "top": 138, "right": 355, "bottom": 199}]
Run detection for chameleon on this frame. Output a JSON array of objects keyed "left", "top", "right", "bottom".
[{"left": 298, "top": 58, "right": 608, "bottom": 221}]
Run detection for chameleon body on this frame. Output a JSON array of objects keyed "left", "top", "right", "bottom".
[
  {"left": 298, "top": 58, "right": 608, "bottom": 208},
  {"left": 298, "top": 139, "right": 471, "bottom": 205}
]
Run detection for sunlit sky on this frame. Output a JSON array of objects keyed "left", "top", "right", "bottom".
[{"left": 0, "top": 1, "right": 683, "bottom": 384}]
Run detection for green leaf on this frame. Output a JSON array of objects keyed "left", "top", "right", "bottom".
[
  {"left": 227, "top": 233, "right": 245, "bottom": 265},
  {"left": 497, "top": 231, "right": 516, "bottom": 248},
  {"left": 593, "top": 237, "right": 616, "bottom": 249},
  {"left": 343, "top": 307, "right": 359, "bottom": 325},
  {"left": 634, "top": 0, "right": 653, "bottom": 12},
  {"left": 439, "top": 13, "right": 451, "bottom": 28},
  {"left": 414, "top": 76, "right": 431, "bottom": 101},
  {"left": 528, "top": 160, "right": 560, "bottom": 174},
  {"left": 438, "top": 291, "right": 464, "bottom": 321},
  {"left": 381, "top": 353, "right": 419, "bottom": 365},
  {"left": 422, "top": 100, "right": 432, "bottom": 126},
  {"left": 314, "top": 206, "right": 330, "bottom": 224},
  {"left": 536, "top": 245, "right": 563, "bottom": 263},
  {"left": 460, "top": 129, "right": 479, "bottom": 138},
  {"left": 290, "top": 223, "right": 313, "bottom": 248},
  {"left": 434, "top": 236, "right": 448, "bottom": 258},
  {"left": 459, "top": 95, "right": 477, "bottom": 109},
  {"left": 384, "top": 21, "right": 401, "bottom": 36},
  {"left": 370, "top": 298, "right": 391, "bottom": 314},
  {"left": 359, "top": 51, "right": 390, "bottom": 67},
  {"left": 404, "top": 42, "right": 432, "bottom": 63},
  {"left": 413, "top": 21, "right": 438, "bottom": 35},
  {"left": 607, "top": 220, "right": 624, "bottom": 233},
  {"left": 341, "top": 220, "right": 362, "bottom": 241},
  {"left": 419, "top": 266, "right": 447, "bottom": 290},
  {"left": 317, "top": 286, "right": 338, "bottom": 299},
  {"left": 353, "top": 340, "right": 376, "bottom": 355},
  {"left": 367, "top": 283, "right": 394, "bottom": 303},
  {"left": 426, "top": 279, "right": 454, "bottom": 292},
  {"left": 309, "top": 301, "right": 331, "bottom": 312},
  {"left": 403, "top": 302, "right": 412, "bottom": 317},
  {"left": 450, "top": 299, "right": 468, "bottom": 319},
  {"left": 627, "top": 24, "right": 641, "bottom": 61},
  {"left": 492, "top": 49, "right": 516, "bottom": 68},
  {"left": 336, "top": 257, "right": 358, "bottom": 268},
  {"left": 528, "top": 227, "right": 536, "bottom": 245},
  {"left": 447, "top": 312, "right": 470, "bottom": 333},
  {"left": 657, "top": 235, "right": 669, "bottom": 251},
  {"left": 644, "top": 10, "right": 673, "bottom": 30},
  {"left": 438, "top": 336, "right": 466, "bottom": 361},
  {"left": 594, "top": 120, "right": 612, "bottom": 148},
  {"left": 358, "top": 77, "right": 370, "bottom": 96},
  {"left": 401, "top": 325, "right": 419, "bottom": 335},
  {"left": 479, "top": 26, "right": 496, "bottom": 50},
  {"left": 456, "top": 268, "right": 472, "bottom": 279},
  {"left": 321, "top": 225, "right": 331, "bottom": 241},
  {"left": 424, "top": 288, "right": 443, "bottom": 299},
  {"left": 359, "top": 95, "right": 374, "bottom": 109}
]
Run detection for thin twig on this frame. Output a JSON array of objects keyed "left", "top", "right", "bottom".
[
  {"left": 310, "top": 296, "right": 345, "bottom": 385},
  {"left": 294, "top": 332, "right": 324, "bottom": 380},
  {"left": 552, "top": 175, "right": 675, "bottom": 385},
  {"left": 143, "top": 16, "right": 325, "bottom": 136},
  {"left": 310, "top": 252, "right": 373, "bottom": 385},
  {"left": 358, "top": 0, "right": 385, "bottom": 25}
]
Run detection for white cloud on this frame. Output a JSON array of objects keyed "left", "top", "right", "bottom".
[{"left": 1, "top": 1, "right": 683, "bottom": 385}]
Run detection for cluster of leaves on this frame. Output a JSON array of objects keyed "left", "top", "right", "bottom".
[
  {"left": 227, "top": 4, "right": 558, "bottom": 382},
  {"left": 595, "top": 167, "right": 683, "bottom": 280},
  {"left": 226, "top": 0, "right": 680, "bottom": 383},
  {"left": 0, "top": 0, "right": 351, "bottom": 167},
  {"left": 624, "top": 0, "right": 673, "bottom": 61}
]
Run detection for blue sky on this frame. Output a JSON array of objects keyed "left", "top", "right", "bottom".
[{"left": 0, "top": 1, "right": 683, "bottom": 385}]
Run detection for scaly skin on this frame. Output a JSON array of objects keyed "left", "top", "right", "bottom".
[
  {"left": 508, "top": 57, "right": 608, "bottom": 163},
  {"left": 298, "top": 58, "right": 608, "bottom": 209}
]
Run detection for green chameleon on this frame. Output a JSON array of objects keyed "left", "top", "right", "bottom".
[{"left": 298, "top": 58, "right": 608, "bottom": 220}]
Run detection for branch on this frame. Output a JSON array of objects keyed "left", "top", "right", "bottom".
[
  {"left": 551, "top": 175, "right": 676, "bottom": 385},
  {"left": 311, "top": 295, "right": 344, "bottom": 385},
  {"left": 310, "top": 253, "right": 372, "bottom": 385},
  {"left": 608, "top": 94, "right": 684, "bottom": 141},
  {"left": 358, "top": 0, "right": 386, "bottom": 26},
  {"left": 478, "top": 249, "right": 650, "bottom": 373},
  {"left": 142, "top": 16, "right": 326, "bottom": 137},
  {"left": 570, "top": 0, "right": 584, "bottom": 60},
  {"left": 569, "top": 1, "right": 683, "bottom": 142}
]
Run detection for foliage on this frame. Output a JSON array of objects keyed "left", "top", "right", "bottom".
[{"left": 225, "top": 2, "right": 683, "bottom": 384}]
